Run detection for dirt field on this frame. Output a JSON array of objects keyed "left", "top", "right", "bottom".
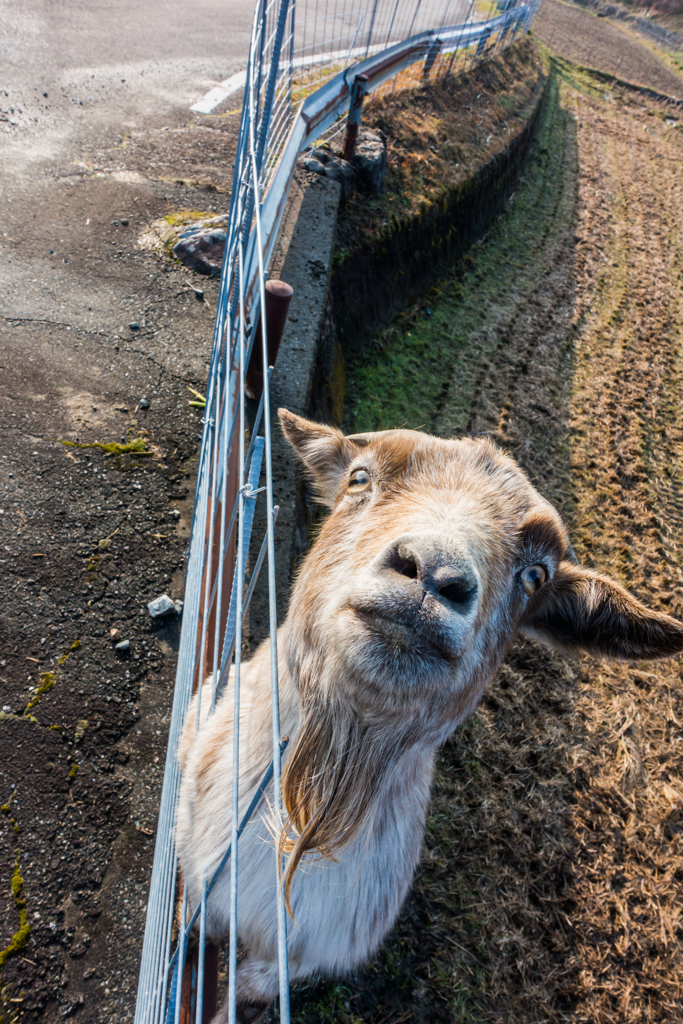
[
  {"left": 534, "top": 0, "right": 683, "bottom": 97},
  {"left": 288, "top": 48, "right": 683, "bottom": 1024}
]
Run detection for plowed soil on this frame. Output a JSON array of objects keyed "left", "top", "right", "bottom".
[
  {"left": 289, "top": 56, "right": 683, "bottom": 1024},
  {"left": 534, "top": 0, "right": 683, "bottom": 99}
]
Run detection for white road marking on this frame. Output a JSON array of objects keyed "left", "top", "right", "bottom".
[
  {"left": 188, "top": 15, "right": 501, "bottom": 115},
  {"left": 188, "top": 43, "right": 388, "bottom": 113},
  {"left": 190, "top": 70, "right": 247, "bottom": 113}
]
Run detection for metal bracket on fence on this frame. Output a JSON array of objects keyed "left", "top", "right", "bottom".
[
  {"left": 241, "top": 483, "right": 267, "bottom": 498},
  {"left": 422, "top": 38, "right": 442, "bottom": 80},
  {"left": 475, "top": 26, "right": 492, "bottom": 57},
  {"left": 342, "top": 73, "right": 369, "bottom": 162}
]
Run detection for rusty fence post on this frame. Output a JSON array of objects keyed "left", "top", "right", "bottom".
[
  {"left": 179, "top": 943, "right": 219, "bottom": 1024},
  {"left": 245, "top": 279, "right": 294, "bottom": 400},
  {"left": 342, "top": 73, "right": 369, "bottom": 163}
]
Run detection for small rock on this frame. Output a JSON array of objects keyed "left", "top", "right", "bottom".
[
  {"left": 193, "top": 288, "right": 204, "bottom": 301},
  {"left": 148, "top": 594, "right": 176, "bottom": 619},
  {"left": 109, "top": 628, "right": 122, "bottom": 642},
  {"left": 302, "top": 128, "right": 387, "bottom": 200},
  {"left": 352, "top": 129, "right": 387, "bottom": 196},
  {"left": 120, "top": 218, "right": 129, "bottom": 226},
  {"left": 139, "top": 398, "right": 149, "bottom": 409},
  {"left": 111, "top": 220, "right": 119, "bottom": 226},
  {"left": 173, "top": 599, "right": 184, "bottom": 616},
  {"left": 129, "top": 321, "right": 140, "bottom": 330},
  {"left": 301, "top": 149, "right": 356, "bottom": 201},
  {"left": 115, "top": 640, "right": 130, "bottom": 653},
  {"left": 172, "top": 215, "right": 228, "bottom": 276}
]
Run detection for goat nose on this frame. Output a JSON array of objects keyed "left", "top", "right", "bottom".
[{"left": 384, "top": 538, "right": 478, "bottom": 610}]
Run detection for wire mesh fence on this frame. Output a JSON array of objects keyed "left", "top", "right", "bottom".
[
  {"left": 134, "top": 0, "right": 542, "bottom": 1022},
  {"left": 260, "top": 0, "right": 541, "bottom": 187}
]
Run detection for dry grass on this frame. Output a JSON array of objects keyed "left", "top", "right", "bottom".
[
  {"left": 333, "top": 37, "right": 548, "bottom": 257},
  {"left": 556, "top": 76, "right": 683, "bottom": 1023}
]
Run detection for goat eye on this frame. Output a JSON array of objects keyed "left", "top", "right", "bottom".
[
  {"left": 348, "top": 469, "right": 371, "bottom": 494},
  {"left": 521, "top": 564, "right": 547, "bottom": 596}
]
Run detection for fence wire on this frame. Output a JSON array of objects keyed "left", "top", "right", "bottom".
[
  {"left": 259, "top": 0, "right": 543, "bottom": 186},
  {"left": 134, "top": 0, "right": 543, "bottom": 1022}
]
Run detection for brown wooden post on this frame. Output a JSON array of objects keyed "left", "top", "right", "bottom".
[
  {"left": 182, "top": 351, "right": 240, "bottom": 1024},
  {"left": 180, "top": 281, "right": 292, "bottom": 1023},
  {"left": 180, "top": 278, "right": 292, "bottom": 1015},
  {"left": 180, "top": 950, "right": 197, "bottom": 1024},
  {"left": 178, "top": 942, "right": 218, "bottom": 1024},
  {"left": 203, "top": 435, "right": 239, "bottom": 674}
]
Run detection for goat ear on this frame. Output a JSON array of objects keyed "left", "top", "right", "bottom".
[
  {"left": 279, "top": 409, "right": 356, "bottom": 507},
  {"left": 521, "top": 563, "right": 683, "bottom": 660}
]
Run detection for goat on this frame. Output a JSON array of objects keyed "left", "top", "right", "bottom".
[{"left": 177, "top": 410, "right": 683, "bottom": 1023}]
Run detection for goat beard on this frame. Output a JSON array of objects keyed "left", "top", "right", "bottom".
[{"left": 278, "top": 694, "right": 412, "bottom": 917}]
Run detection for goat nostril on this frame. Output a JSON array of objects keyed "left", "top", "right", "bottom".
[
  {"left": 399, "top": 557, "right": 419, "bottom": 580},
  {"left": 438, "top": 580, "right": 476, "bottom": 606},
  {"left": 386, "top": 546, "right": 420, "bottom": 580}
]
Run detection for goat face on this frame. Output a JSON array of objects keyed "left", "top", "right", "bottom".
[{"left": 280, "top": 409, "right": 683, "bottom": 734}]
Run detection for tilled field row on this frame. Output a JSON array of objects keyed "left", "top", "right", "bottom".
[{"left": 561, "top": 77, "right": 683, "bottom": 1024}]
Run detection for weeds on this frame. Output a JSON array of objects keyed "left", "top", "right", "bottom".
[
  {"left": 0, "top": 791, "right": 30, "bottom": 1023},
  {"left": 58, "top": 436, "right": 154, "bottom": 470},
  {"left": 0, "top": 858, "right": 30, "bottom": 971}
]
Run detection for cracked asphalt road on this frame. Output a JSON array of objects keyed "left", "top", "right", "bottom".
[{"left": 0, "top": 2, "right": 253, "bottom": 1019}]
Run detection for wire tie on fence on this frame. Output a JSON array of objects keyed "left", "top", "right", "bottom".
[
  {"left": 241, "top": 483, "right": 267, "bottom": 499},
  {"left": 201, "top": 416, "right": 215, "bottom": 426}
]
